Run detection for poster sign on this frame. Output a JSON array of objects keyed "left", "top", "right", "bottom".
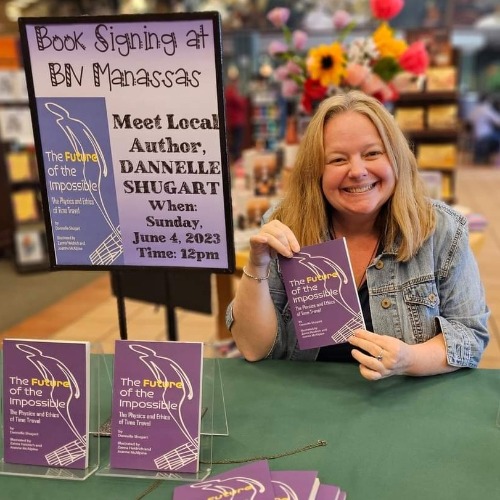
[{"left": 18, "top": 13, "right": 234, "bottom": 272}]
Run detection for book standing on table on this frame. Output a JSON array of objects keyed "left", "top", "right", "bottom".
[
  {"left": 110, "top": 340, "right": 204, "bottom": 473},
  {"left": 2, "top": 339, "right": 90, "bottom": 469}
]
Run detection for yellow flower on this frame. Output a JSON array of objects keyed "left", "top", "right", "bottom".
[
  {"left": 372, "top": 22, "right": 407, "bottom": 59},
  {"left": 306, "top": 42, "right": 346, "bottom": 87}
]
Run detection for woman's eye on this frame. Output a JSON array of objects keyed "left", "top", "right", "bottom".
[
  {"left": 328, "top": 157, "right": 345, "bottom": 165},
  {"left": 366, "top": 150, "right": 383, "bottom": 158}
]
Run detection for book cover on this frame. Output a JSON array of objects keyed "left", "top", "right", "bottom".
[
  {"left": 394, "top": 107, "right": 424, "bottom": 131},
  {"left": 6, "top": 151, "right": 33, "bottom": 183},
  {"left": 425, "top": 66, "right": 456, "bottom": 92},
  {"left": 110, "top": 340, "right": 204, "bottom": 473},
  {"left": 278, "top": 238, "right": 365, "bottom": 350},
  {"left": 2, "top": 339, "right": 90, "bottom": 469},
  {"left": 427, "top": 104, "right": 457, "bottom": 130},
  {"left": 173, "top": 460, "right": 275, "bottom": 499},
  {"left": 12, "top": 189, "right": 39, "bottom": 223},
  {"left": 417, "top": 143, "right": 457, "bottom": 169},
  {"left": 315, "top": 483, "right": 343, "bottom": 500},
  {"left": 271, "top": 470, "right": 320, "bottom": 500}
]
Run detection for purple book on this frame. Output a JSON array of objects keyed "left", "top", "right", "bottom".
[
  {"left": 316, "top": 483, "right": 343, "bottom": 500},
  {"left": 271, "top": 470, "right": 320, "bottom": 499},
  {"left": 278, "top": 238, "right": 365, "bottom": 350},
  {"left": 2, "top": 339, "right": 90, "bottom": 469},
  {"left": 173, "top": 460, "right": 275, "bottom": 499},
  {"left": 110, "top": 340, "right": 203, "bottom": 473}
]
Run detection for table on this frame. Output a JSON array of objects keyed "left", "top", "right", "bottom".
[{"left": 2, "top": 359, "right": 499, "bottom": 499}]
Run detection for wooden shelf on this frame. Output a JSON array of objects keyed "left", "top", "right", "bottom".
[
  {"left": 397, "top": 91, "right": 458, "bottom": 103},
  {"left": 394, "top": 83, "right": 459, "bottom": 204}
]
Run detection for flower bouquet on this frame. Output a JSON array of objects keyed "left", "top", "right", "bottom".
[{"left": 267, "top": 0, "right": 429, "bottom": 114}]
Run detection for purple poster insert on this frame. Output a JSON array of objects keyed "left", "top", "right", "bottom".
[
  {"left": 173, "top": 460, "right": 275, "bottom": 499},
  {"left": 36, "top": 97, "right": 123, "bottom": 266},
  {"left": 279, "top": 238, "right": 365, "bottom": 350},
  {"left": 2, "top": 339, "right": 90, "bottom": 469},
  {"left": 110, "top": 340, "right": 203, "bottom": 473}
]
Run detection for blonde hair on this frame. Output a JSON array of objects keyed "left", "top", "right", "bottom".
[{"left": 271, "top": 90, "right": 435, "bottom": 261}]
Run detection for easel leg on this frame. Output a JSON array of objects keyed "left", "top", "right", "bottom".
[
  {"left": 112, "top": 271, "right": 128, "bottom": 340},
  {"left": 164, "top": 270, "right": 178, "bottom": 341},
  {"left": 215, "top": 274, "right": 234, "bottom": 340}
]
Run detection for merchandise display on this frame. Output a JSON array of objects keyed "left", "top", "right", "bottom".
[{"left": 0, "top": 1, "right": 497, "bottom": 496}]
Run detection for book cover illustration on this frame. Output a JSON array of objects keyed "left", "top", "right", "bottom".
[
  {"left": 110, "top": 340, "right": 203, "bottom": 473},
  {"left": 36, "top": 97, "right": 123, "bottom": 266},
  {"left": 173, "top": 460, "right": 275, "bottom": 499},
  {"left": 271, "top": 470, "right": 320, "bottom": 500},
  {"left": 278, "top": 238, "right": 365, "bottom": 350},
  {"left": 2, "top": 339, "right": 90, "bottom": 469}
]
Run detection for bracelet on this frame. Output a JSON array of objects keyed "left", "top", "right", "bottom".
[{"left": 242, "top": 265, "right": 270, "bottom": 282}]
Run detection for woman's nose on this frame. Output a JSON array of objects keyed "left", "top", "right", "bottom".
[{"left": 347, "top": 156, "right": 368, "bottom": 177}]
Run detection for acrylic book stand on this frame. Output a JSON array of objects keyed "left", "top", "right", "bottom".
[
  {"left": 0, "top": 342, "right": 103, "bottom": 481},
  {"left": 95, "top": 347, "right": 228, "bottom": 482}
]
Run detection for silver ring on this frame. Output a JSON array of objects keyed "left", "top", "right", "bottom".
[{"left": 376, "top": 350, "right": 384, "bottom": 362}]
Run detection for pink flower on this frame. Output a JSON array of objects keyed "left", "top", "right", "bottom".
[
  {"left": 399, "top": 41, "right": 429, "bottom": 75},
  {"left": 281, "top": 79, "right": 300, "bottom": 98},
  {"left": 292, "top": 30, "right": 308, "bottom": 51},
  {"left": 373, "top": 82, "right": 399, "bottom": 102},
  {"left": 332, "top": 10, "right": 352, "bottom": 30},
  {"left": 274, "top": 65, "right": 289, "bottom": 81},
  {"left": 267, "top": 7, "right": 290, "bottom": 28},
  {"left": 344, "top": 63, "right": 371, "bottom": 87},
  {"left": 370, "top": 0, "right": 404, "bottom": 20},
  {"left": 286, "top": 60, "right": 302, "bottom": 75},
  {"left": 360, "top": 73, "right": 386, "bottom": 95},
  {"left": 268, "top": 40, "right": 288, "bottom": 56}
]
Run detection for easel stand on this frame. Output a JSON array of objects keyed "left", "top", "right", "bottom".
[
  {"left": 95, "top": 353, "right": 228, "bottom": 482},
  {"left": 112, "top": 270, "right": 178, "bottom": 341},
  {"left": 110, "top": 269, "right": 213, "bottom": 341}
]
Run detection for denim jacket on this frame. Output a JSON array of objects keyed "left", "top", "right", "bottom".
[{"left": 227, "top": 201, "right": 490, "bottom": 367}]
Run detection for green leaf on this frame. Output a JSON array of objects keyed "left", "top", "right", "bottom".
[{"left": 372, "top": 57, "right": 401, "bottom": 82}]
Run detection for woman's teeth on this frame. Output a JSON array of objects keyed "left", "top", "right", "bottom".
[{"left": 344, "top": 183, "right": 375, "bottom": 193}]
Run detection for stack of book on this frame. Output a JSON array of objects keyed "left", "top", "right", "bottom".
[{"left": 173, "top": 459, "right": 347, "bottom": 499}]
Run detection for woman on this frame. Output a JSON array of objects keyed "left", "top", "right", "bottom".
[{"left": 226, "top": 91, "right": 489, "bottom": 380}]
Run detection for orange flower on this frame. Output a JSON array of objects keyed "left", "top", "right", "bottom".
[{"left": 372, "top": 22, "right": 407, "bottom": 59}]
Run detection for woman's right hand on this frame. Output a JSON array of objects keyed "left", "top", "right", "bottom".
[{"left": 248, "top": 220, "right": 301, "bottom": 267}]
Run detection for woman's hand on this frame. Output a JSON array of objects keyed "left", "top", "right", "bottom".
[
  {"left": 347, "top": 329, "right": 414, "bottom": 380},
  {"left": 248, "top": 220, "right": 300, "bottom": 268},
  {"left": 347, "top": 329, "right": 455, "bottom": 378}
]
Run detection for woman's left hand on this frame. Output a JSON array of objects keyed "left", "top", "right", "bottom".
[{"left": 347, "top": 329, "right": 413, "bottom": 380}]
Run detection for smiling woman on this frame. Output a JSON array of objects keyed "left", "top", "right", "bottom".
[{"left": 226, "top": 90, "right": 490, "bottom": 381}]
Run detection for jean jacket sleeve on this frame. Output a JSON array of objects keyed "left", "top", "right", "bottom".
[{"left": 433, "top": 205, "right": 489, "bottom": 367}]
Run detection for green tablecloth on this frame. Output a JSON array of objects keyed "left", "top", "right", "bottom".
[{"left": 2, "top": 359, "right": 500, "bottom": 499}]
